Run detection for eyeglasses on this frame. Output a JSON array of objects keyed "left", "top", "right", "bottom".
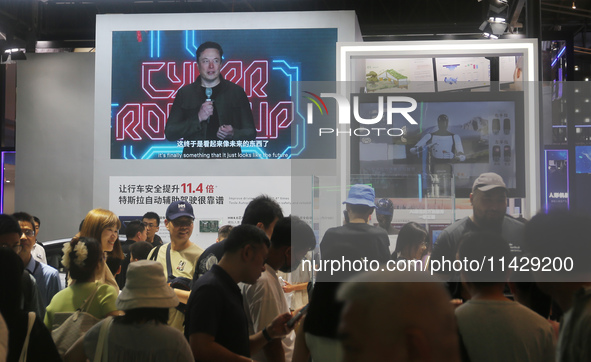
[
  {"left": 1, "top": 243, "right": 22, "bottom": 253},
  {"left": 22, "top": 229, "right": 35, "bottom": 238},
  {"left": 171, "top": 219, "right": 194, "bottom": 228}
]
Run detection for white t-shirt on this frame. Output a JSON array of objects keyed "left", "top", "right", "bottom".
[
  {"left": 32, "top": 243, "right": 47, "bottom": 264},
  {"left": 242, "top": 265, "right": 295, "bottom": 362}
]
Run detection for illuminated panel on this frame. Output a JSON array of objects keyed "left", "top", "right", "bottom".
[
  {"left": 272, "top": 60, "right": 306, "bottom": 156},
  {"left": 0, "top": 151, "right": 15, "bottom": 213},
  {"left": 142, "top": 62, "right": 175, "bottom": 99},
  {"left": 150, "top": 31, "right": 161, "bottom": 58},
  {"left": 244, "top": 61, "right": 268, "bottom": 98},
  {"left": 141, "top": 146, "right": 182, "bottom": 159},
  {"left": 221, "top": 61, "right": 243, "bottom": 87},
  {"left": 116, "top": 104, "right": 142, "bottom": 140},
  {"left": 142, "top": 103, "right": 166, "bottom": 140},
  {"left": 268, "top": 101, "right": 293, "bottom": 139},
  {"left": 111, "top": 28, "right": 339, "bottom": 159},
  {"left": 184, "top": 30, "right": 199, "bottom": 58}
]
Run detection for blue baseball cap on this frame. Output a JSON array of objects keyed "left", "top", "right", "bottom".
[
  {"left": 166, "top": 200, "right": 195, "bottom": 220},
  {"left": 342, "top": 184, "right": 376, "bottom": 208}
]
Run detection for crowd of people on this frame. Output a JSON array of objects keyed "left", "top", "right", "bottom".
[{"left": 1, "top": 172, "right": 590, "bottom": 362}]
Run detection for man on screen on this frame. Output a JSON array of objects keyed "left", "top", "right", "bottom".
[
  {"left": 410, "top": 114, "right": 466, "bottom": 162},
  {"left": 165, "top": 41, "right": 256, "bottom": 158}
]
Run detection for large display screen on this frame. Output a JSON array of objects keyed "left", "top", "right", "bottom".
[
  {"left": 110, "top": 28, "right": 337, "bottom": 160},
  {"left": 351, "top": 91, "right": 525, "bottom": 198}
]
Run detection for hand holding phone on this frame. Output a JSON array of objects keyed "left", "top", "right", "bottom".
[{"left": 287, "top": 304, "right": 309, "bottom": 329}]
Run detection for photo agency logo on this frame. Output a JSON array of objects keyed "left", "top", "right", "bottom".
[{"left": 303, "top": 91, "right": 419, "bottom": 137}]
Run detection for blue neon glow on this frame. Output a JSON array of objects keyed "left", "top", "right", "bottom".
[
  {"left": 545, "top": 149, "right": 570, "bottom": 211},
  {"left": 242, "top": 147, "right": 269, "bottom": 159},
  {"left": 141, "top": 146, "right": 182, "bottom": 159},
  {"left": 271, "top": 60, "right": 305, "bottom": 157},
  {"left": 551, "top": 46, "right": 566, "bottom": 68},
  {"left": 122, "top": 146, "right": 137, "bottom": 160},
  {"left": 418, "top": 174, "right": 422, "bottom": 201},
  {"left": 150, "top": 31, "right": 161, "bottom": 58},
  {"left": 111, "top": 103, "right": 119, "bottom": 107},
  {"left": 544, "top": 150, "right": 549, "bottom": 212}
]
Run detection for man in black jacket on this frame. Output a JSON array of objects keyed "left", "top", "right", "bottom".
[{"left": 165, "top": 41, "right": 256, "bottom": 158}]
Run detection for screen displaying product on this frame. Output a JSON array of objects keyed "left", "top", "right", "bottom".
[
  {"left": 576, "top": 146, "right": 591, "bottom": 174},
  {"left": 351, "top": 91, "right": 525, "bottom": 198},
  {"left": 110, "top": 28, "right": 337, "bottom": 160}
]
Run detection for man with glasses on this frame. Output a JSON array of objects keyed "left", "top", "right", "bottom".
[
  {"left": 430, "top": 173, "right": 524, "bottom": 297},
  {"left": 0, "top": 214, "right": 45, "bottom": 318},
  {"left": 12, "top": 212, "right": 62, "bottom": 309},
  {"left": 142, "top": 211, "right": 163, "bottom": 248},
  {"left": 148, "top": 200, "right": 204, "bottom": 332},
  {"left": 31, "top": 216, "right": 47, "bottom": 264}
]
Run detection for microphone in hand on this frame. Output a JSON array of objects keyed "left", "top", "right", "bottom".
[{"left": 205, "top": 87, "right": 213, "bottom": 123}]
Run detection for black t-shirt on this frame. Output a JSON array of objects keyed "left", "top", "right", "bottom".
[
  {"left": 192, "top": 240, "right": 225, "bottom": 289},
  {"left": 304, "top": 223, "right": 391, "bottom": 338},
  {"left": 430, "top": 215, "right": 525, "bottom": 266},
  {"left": 150, "top": 234, "right": 163, "bottom": 248},
  {"left": 185, "top": 264, "right": 250, "bottom": 358}
]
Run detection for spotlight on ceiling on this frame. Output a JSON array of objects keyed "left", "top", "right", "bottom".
[
  {"left": 480, "top": 0, "right": 509, "bottom": 38},
  {"left": 1, "top": 49, "right": 27, "bottom": 64}
]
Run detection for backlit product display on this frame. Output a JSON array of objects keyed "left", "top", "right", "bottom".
[{"left": 352, "top": 90, "right": 525, "bottom": 198}]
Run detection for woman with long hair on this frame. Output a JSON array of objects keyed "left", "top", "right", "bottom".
[
  {"left": 44, "top": 237, "right": 119, "bottom": 329},
  {"left": 76, "top": 208, "right": 123, "bottom": 292},
  {"left": 392, "top": 222, "right": 428, "bottom": 261}
]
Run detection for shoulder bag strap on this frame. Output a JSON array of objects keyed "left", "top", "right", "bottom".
[
  {"left": 165, "top": 243, "right": 175, "bottom": 280},
  {"left": 18, "top": 312, "right": 36, "bottom": 362},
  {"left": 94, "top": 316, "right": 114, "bottom": 362},
  {"left": 78, "top": 282, "right": 101, "bottom": 313},
  {"left": 149, "top": 244, "right": 162, "bottom": 261}
]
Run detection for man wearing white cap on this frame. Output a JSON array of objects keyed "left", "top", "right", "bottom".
[
  {"left": 148, "top": 200, "right": 204, "bottom": 332},
  {"left": 430, "top": 172, "right": 524, "bottom": 285}
]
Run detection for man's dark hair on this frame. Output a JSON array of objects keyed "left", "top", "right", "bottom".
[
  {"left": 0, "top": 247, "right": 24, "bottom": 313},
  {"left": 458, "top": 231, "right": 510, "bottom": 284},
  {"left": 271, "top": 216, "right": 316, "bottom": 251},
  {"left": 106, "top": 254, "right": 122, "bottom": 277},
  {"left": 68, "top": 237, "right": 102, "bottom": 282},
  {"left": 125, "top": 220, "right": 146, "bottom": 240},
  {"left": 12, "top": 212, "right": 35, "bottom": 231},
  {"left": 524, "top": 210, "right": 591, "bottom": 274},
  {"left": 0, "top": 214, "right": 22, "bottom": 237},
  {"left": 224, "top": 224, "right": 270, "bottom": 255},
  {"left": 33, "top": 216, "right": 40, "bottom": 226},
  {"left": 347, "top": 204, "right": 373, "bottom": 218},
  {"left": 142, "top": 212, "right": 160, "bottom": 227},
  {"left": 196, "top": 41, "right": 223, "bottom": 61},
  {"left": 242, "top": 195, "right": 283, "bottom": 229},
  {"left": 218, "top": 224, "right": 233, "bottom": 241},
  {"left": 116, "top": 308, "right": 168, "bottom": 324},
  {"left": 130, "top": 241, "right": 153, "bottom": 261}
]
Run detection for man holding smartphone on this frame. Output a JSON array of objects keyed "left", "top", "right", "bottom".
[{"left": 242, "top": 216, "right": 316, "bottom": 362}]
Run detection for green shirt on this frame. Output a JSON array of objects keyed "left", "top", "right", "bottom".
[{"left": 44, "top": 281, "right": 118, "bottom": 330}]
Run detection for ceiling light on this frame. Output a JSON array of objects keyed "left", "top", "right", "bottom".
[{"left": 572, "top": 2, "right": 576, "bottom": 9}]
